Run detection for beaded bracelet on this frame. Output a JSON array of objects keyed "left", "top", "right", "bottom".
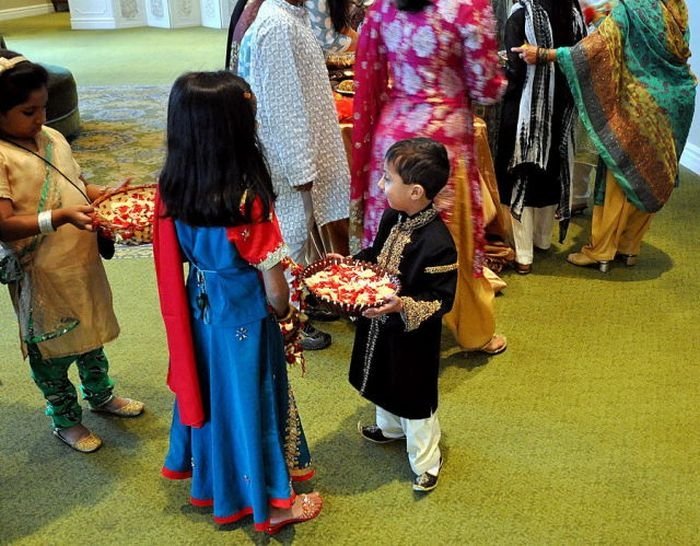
[{"left": 38, "top": 210, "right": 56, "bottom": 234}]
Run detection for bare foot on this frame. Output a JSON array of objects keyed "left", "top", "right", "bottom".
[{"left": 266, "top": 492, "right": 323, "bottom": 535}]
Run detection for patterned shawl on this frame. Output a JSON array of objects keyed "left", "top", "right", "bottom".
[
  {"left": 556, "top": 0, "right": 697, "bottom": 212},
  {"left": 508, "top": 0, "right": 586, "bottom": 240}
]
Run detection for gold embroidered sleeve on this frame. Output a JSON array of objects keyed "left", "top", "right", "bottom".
[
  {"left": 400, "top": 297, "right": 441, "bottom": 332},
  {"left": 424, "top": 262, "right": 458, "bottom": 274},
  {"left": 255, "top": 243, "right": 289, "bottom": 271}
]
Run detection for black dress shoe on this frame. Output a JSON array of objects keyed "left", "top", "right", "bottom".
[
  {"left": 413, "top": 457, "right": 443, "bottom": 492},
  {"left": 357, "top": 421, "right": 405, "bottom": 444},
  {"left": 299, "top": 323, "right": 332, "bottom": 351}
]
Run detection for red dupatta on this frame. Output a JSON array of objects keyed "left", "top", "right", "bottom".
[
  {"left": 152, "top": 193, "right": 205, "bottom": 428},
  {"left": 152, "top": 193, "right": 288, "bottom": 428}
]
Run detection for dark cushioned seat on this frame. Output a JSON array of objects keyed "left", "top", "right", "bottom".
[{"left": 42, "top": 64, "right": 80, "bottom": 140}]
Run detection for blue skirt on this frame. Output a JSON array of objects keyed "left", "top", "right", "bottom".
[{"left": 162, "top": 315, "right": 312, "bottom": 529}]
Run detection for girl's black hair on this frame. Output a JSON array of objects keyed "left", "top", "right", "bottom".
[
  {"left": 385, "top": 137, "right": 450, "bottom": 199},
  {"left": 328, "top": 0, "right": 350, "bottom": 33},
  {"left": 395, "top": 0, "right": 431, "bottom": 13},
  {"left": 0, "top": 50, "right": 49, "bottom": 113},
  {"left": 159, "top": 71, "right": 275, "bottom": 227}
]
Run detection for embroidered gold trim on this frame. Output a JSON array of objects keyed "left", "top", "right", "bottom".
[
  {"left": 400, "top": 297, "right": 441, "bottom": 332},
  {"left": 424, "top": 262, "right": 458, "bottom": 274},
  {"left": 284, "top": 384, "right": 302, "bottom": 473},
  {"left": 376, "top": 206, "right": 438, "bottom": 274},
  {"left": 360, "top": 317, "right": 382, "bottom": 394},
  {"left": 255, "top": 243, "right": 289, "bottom": 271}
]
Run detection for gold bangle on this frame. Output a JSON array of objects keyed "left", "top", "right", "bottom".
[
  {"left": 536, "top": 47, "right": 545, "bottom": 64},
  {"left": 276, "top": 306, "right": 294, "bottom": 322}
]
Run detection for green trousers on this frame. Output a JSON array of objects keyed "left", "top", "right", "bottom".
[{"left": 27, "top": 345, "right": 114, "bottom": 429}]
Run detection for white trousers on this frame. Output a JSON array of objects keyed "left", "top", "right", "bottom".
[
  {"left": 510, "top": 205, "right": 557, "bottom": 265},
  {"left": 376, "top": 405, "right": 441, "bottom": 476},
  {"left": 286, "top": 190, "right": 315, "bottom": 266},
  {"left": 572, "top": 162, "right": 595, "bottom": 207}
]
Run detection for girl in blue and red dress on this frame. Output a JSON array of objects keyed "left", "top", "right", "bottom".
[{"left": 153, "top": 71, "right": 322, "bottom": 535}]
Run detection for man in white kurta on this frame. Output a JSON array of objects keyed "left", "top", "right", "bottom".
[{"left": 238, "top": 0, "right": 350, "bottom": 263}]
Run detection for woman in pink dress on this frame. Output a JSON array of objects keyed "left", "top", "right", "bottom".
[{"left": 351, "top": 0, "right": 508, "bottom": 353}]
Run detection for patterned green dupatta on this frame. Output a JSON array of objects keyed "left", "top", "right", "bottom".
[
  {"left": 9, "top": 135, "right": 80, "bottom": 344},
  {"left": 556, "top": 0, "right": 697, "bottom": 212}
]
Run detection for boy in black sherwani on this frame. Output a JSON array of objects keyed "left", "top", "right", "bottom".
[{"left": 349, "top": 138, "right": 458, "bottom": 492}]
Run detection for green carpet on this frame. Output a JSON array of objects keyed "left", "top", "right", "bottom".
[
  {"left": 1, "top": 12, "right": 228, "bottom": 85},
  {"left": 1, "top": 13, "right": 700, "bottom": 545}
]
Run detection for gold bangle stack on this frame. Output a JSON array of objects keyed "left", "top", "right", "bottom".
[{"left": 536, "top": 47, "right": 550, "bottom": 64}]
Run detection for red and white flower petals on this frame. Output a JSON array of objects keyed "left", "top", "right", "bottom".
[
  {"left": 304, "top": 261, "right": 398, "bottom": 311},
  {"left": 94, "top": 185, "right": 157, "bottom": 245}
]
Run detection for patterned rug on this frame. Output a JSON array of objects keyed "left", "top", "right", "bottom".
[{"left": 73, "top": 85, "right": 170, "bottom": 258}]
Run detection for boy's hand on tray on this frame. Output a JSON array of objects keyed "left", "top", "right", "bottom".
[{"left": 363, "top": 294, "right": 402, "bottom": 318}]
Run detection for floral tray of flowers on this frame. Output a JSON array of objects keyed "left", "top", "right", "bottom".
[
  {"left": 93, "top": 184, "right": 157, "bottom": 245},
  {"left": 302, "top": 257, "right": 400, "bottom": 316}
]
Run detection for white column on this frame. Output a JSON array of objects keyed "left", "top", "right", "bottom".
[
  {"left": 68, "top": 0, "right": 147, "bottom": 29},
  {"left": 199, "top": 0, "right": 234, "bottom": 29},
  {"left": 146, "top": 0, "right": 201, "bottom": 27}
]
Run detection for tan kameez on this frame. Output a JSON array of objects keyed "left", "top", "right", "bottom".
[{"left": 0, "top": 127, "right": 119, "bottom": 359}]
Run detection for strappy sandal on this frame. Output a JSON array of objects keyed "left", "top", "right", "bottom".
[
  {"left": 478, "top": 334, "right": 508, "bottom": 355},
  {"left": 265, "top": 493, "right": 323, "bottom": 536}
]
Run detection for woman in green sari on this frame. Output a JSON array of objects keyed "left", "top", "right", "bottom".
[{"left": 513, "top": 0, "right": 696, "bottom": 272}]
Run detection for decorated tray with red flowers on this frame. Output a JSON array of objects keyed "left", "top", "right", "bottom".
[
  {"left": 326, "top": 52, "right": 355, "bottom": 69},
  {"left": 302, "top": 257, "right": 400, "bottom": 316},
  {"left": 93, "top": 184, "right": 156, "bottom": 245}
]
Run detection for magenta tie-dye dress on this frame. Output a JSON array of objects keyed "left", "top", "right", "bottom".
[{"left": 351, "top": 0, "right": 505, "bottom": 274}]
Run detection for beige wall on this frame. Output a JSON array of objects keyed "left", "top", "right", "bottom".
[{"left": 2, "top": 0, "right": 51, "bottom": 10}]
